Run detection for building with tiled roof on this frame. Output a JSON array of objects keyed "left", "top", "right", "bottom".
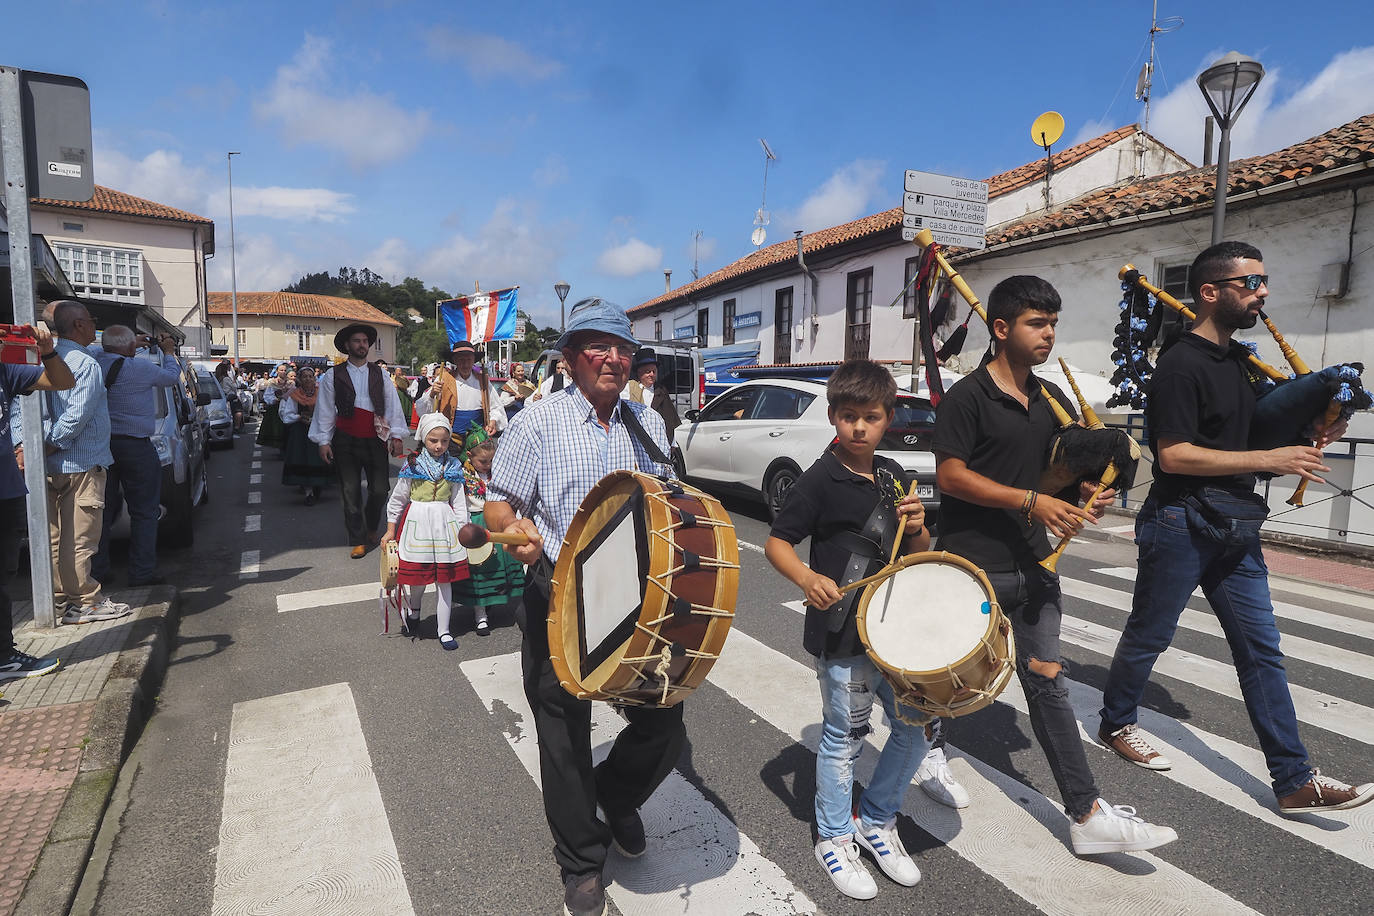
[
  {"left": 29, "top": 184, "right": 217, "bottom": 354},
  {"left": 629, "top": 125, "right": 1189, "bottom": 367},
  {"left": 207, "top": 291, "right": 400, "bottom": 364}
]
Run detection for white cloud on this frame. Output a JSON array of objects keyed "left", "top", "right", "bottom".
[
  {"left": 596, "top": 238, "right": 662, "bottom": 277},
  {"left": 533, "top": 154, "right": 569, "bottom": 187},
  {"left": 362, "top": 238, "right": 415, "bottom": 283},
  {"left": 424, "top": 25, "right": 562, "bottom": 83},
  {"left": 207, "top": 233, "right": 306, "bottom": 292},
  {"left": 1146, "top": 45, "right": 1374, "bottom": 164},
  {"left": 255, "top": 34, "right": 433, "bottom": 169},
  {"left": 94, "top": 145, "right": 212, "bottom": 216},
  {"left": 206, "top": 186, "right": 355, "bottom": 223},
  {"left": 781, "top": 159, "right": 887, "bottom": 232}
]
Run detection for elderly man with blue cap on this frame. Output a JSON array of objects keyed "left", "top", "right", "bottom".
[{"left": 484, "top": 298, "right": 680, "bottom": 916}]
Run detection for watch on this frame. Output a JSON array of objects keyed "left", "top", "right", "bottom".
[{"left": 41, "top": 351, "right": 60, "bottom": 361}]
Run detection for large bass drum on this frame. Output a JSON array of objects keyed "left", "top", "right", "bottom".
[
  {"left": 856, "top": 551, "right": 1015, "bottom": 719},
  {"left": 548, "top": 471, "right": 738, "bottom": 706}
]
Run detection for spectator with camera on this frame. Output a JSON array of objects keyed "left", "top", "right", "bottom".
[{"left": 88, "top": 325, "right": 182, "bottom": 587}]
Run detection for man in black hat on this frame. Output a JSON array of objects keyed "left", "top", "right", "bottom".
[
  {"left": 626, "top": 348, "right": 680, "bottom": 444},
  {"left": 433, "top": 340, "right": 506, "bottom": 447},
  {"left": 309, "top": 323, "right": 410, "bottom": 558}
]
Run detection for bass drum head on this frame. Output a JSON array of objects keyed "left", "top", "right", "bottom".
[{"left": 862, "top": 557, "right": 993, "bottom": 673}]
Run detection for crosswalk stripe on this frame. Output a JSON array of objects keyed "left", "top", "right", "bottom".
[
  {"left": 1059, "top": 576, "right": 1374, "bottom": 682},
  {"left": 459, "top": 654, "right": 819, "bottom": 915},
  {"left": 1092, "top": 566, "right": 1374, "bottom": 639},
  {"left": 211, "top": 683, "right": 414, "bottom": 915},
  {"left": 710, "top": 629, "right": 1259, "bottom": 915},
  {"left": 247, "top": 491, "right": 261, "bottom": 505},
  {"left": 992, "top": 675, "right": 1374, "bottom": 869},
  {"left": 276, "top": 582, "right": 379, "bottom": 613},
  {"left": 239, "top": 550, "right": 259, "bottom": 579},
  {"left": 244, "top": 514, "right": 261, "bottom": 533}
]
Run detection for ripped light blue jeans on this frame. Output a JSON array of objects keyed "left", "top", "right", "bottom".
[{"left": 814, "top": 653, "right": 932, "bottom": 840}]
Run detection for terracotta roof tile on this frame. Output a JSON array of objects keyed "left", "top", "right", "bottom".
[
  {"left": 32, "top": 185, "right": 212, "bottom": 225},
  {"left": 983, "top": 111, "right": 1374, "bottom": 248},
  {"left": 207, "top": 292, "right": 401, "bottom": 327},
  {"left": 631, "top": 125, "right": 1148, "bottom": 316}
]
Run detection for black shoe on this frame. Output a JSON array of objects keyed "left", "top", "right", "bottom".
[
  {"left": 606, "top": 807, "right": 646, "bottom": 858},
  {"left": 304, "top": 491, "right": 318, "bottom": 506},
  {"left": 562, "top": 872, "right": 606, "bottom": 916},
  {"left": 128, "top": 575, "right": 166, "bottom": 587},
  {"left": 475, "top": 618, "right": 490, "bottom": 636}
]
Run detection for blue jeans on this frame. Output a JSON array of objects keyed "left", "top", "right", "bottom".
[
  {"left": 1100, "top": 497, "right": 1312, "bottom": 797},
  {"left": 92, "top": 437, "right": 162, "bottom": 583},
  {"left": 814, "top": 653, "right": 932, "bottom": 840}
]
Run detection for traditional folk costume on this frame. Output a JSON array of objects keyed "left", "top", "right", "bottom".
[
  {"left": 432, "top": 355, "right": 507, "bottom": 444},
  {"left": 450, "top": 449, "right": 524, "bottom": 631},
  {"left": 386, "top": 413, "right": 470, "bottom": 649},
  {"left": 279, "top": 381, "right": 332, "bottom": 499},
  {"left": 255, "top": 372, "right": 290, "bottom": 449}
]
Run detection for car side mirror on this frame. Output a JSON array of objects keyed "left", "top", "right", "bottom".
[
  {"left": 684, "top": 409, "right": 700, "bottom": 422},
  {"left": 196, "top": 392, "right": 212, "bottom": 406}
]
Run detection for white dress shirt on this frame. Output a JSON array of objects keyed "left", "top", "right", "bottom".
[
  {"left": 309, "top": 361, "right": 410, "bottom": 445},
  {"left": 451, "top": 370, "right": 508, "bottom": 432}
]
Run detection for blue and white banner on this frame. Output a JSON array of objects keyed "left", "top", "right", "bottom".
[{"left": 439, "top": 287, "right": 519, "bottom": 343}]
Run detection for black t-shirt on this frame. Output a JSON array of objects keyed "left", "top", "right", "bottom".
[
  {"left": 932, "top": 366, "right": 1078, "bottom": 573},
  {"left": 770, "top": 449, "right": 910, "bottom": 658},
  {"left": 1147, "top": 332, "right": 1258, "bottom": 499}
]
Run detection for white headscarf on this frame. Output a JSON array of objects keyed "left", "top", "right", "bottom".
[{"left": 415, "top": 412, "right": 452, "bottom": 442}]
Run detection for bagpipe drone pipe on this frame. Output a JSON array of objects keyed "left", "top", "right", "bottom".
[{"left": 1113, "top": 265, "right": 1372, "bottom": 505}]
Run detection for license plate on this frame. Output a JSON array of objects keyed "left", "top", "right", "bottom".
[{"left": 917, "top": 484, "right": 934, "bottom": 498}]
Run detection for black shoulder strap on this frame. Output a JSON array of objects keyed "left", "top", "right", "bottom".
[
  {"left": 618, "top": 401, "right": 672, "bottom": 467},
  {"left": 105, "top": 357, "right": 126, "bottom": 389}
]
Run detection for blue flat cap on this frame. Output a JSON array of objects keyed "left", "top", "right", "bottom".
[{"left": 555, "top": 297, "right": 637, "bottom": 350}]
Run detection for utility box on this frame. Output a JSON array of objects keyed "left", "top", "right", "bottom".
[
  {"left": 1317, "top": 262, "right": 1349, "bottom": 299},
  {"left": 0, "top": 68, "right": 93, "bottom": 203}
]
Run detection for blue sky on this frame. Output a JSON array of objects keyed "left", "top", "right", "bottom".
[{"left": 6, "top": 1, "right": 1373, "bottom": 327}]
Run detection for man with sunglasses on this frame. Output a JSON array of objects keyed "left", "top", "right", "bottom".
[
  {"left": 1098, "top": 241, "right": 1371, "bottom": 814},
  {"left": 484, "top": 298, "right": 678, "bottom": 916}
]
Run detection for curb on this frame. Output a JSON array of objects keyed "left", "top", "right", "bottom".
[{"left": 14, "top": 586, "right": 181, "bottom": 916}]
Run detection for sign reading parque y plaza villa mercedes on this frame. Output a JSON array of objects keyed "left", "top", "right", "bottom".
[{"left": 900, "top": 169, "right": 989, "bottom": 250}]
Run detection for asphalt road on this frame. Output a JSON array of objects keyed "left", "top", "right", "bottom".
[{"left": 80, "top": 426, "right": 1374, "bottom": 915}]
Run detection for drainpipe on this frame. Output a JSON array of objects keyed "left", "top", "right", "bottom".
[{"left": 795, "top": 230, "right": 819, "bottom": 340}]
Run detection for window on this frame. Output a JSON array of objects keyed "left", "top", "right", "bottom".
[
  {"left": 845, "top": 268, "right": 873, "bottom": 361},
  {"left": 774, "top": 287, "right": 793, "bottom": 364},
  {"left": 700, "top": 387, "right": 759, "bottom": 422},
  {"left": 62, "top": 221, "right": 84, "bottom": 233},
  {"left": 54, "top": 243, "right": 144, "bottom": 303},
  {"left": 902, "top": 256, "right": 921, "bottom": 318},
  {"left": 236, "top": 329, "right": 247, "bottom": 346},
  {"left": 753, "top": 386, "right": 814, "bottom": 421},
  {"left": 654, "top": 319, "right": 662, "bottom": 340},
  {"left": 298, "top": 332, "right": 312, "bottom": 352},
  {"left": 697, "top": 308, "right": 709, "bottom": 344},
  {"left": 722, "top": 299, "right": 736, "bottom": 345},
  {"left": 1154, "top": 262, "right": 1193, "bottom": 344}
]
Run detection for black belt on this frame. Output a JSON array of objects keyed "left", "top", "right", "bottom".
[{"left": 111, "top": 434, "right": 150, "bottom": 441}]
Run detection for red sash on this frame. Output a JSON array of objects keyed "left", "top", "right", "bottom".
[{"left": 335, "top": 407, "right": 376, "bottom": 439}]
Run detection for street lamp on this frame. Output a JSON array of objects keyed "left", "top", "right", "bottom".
[
  {"left": 554, "top": 281, "right": 571, "bottom": 332},
  {"left": 1197, "top": 51, "right": 1264, "bottom": 245},
  {"left": 227, "top": 151, "right": 241, "bottom": 363}
]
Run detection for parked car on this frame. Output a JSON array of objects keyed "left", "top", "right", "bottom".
[
  {"left": 677, "top": 378, "right": 940, "bottom": 521},
  {"left": 195, "top": 371, "right": 235, "bottom": 449}
]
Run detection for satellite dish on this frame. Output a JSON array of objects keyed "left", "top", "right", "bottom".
[
  {"left": 1134, "top": 61, "right": 1153, "bottom": 101},
  {"left": 751, "top": 226, "right": 767, "bottom": 246},
  {"left": 1030, "top": 111, "right": 1065, "bottom": 150}
]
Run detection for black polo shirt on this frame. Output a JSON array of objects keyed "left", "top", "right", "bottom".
[
  {"left": 933, "top": 366, "right": 1077, "bottom": 574},
  {"left": 1147, "top": 332, "right": 1257, "bottom": 500},
  {"left": 770, "top": 449, "right": 911, "bottom": 658}
]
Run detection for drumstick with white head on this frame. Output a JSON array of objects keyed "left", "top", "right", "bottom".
[{"left": 458, "top": 523, "right": 531, "bottom": 548}]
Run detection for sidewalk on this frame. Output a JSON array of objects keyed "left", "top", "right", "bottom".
[{"left": 0, "top": 586, "right": 178, "bottom": 916}]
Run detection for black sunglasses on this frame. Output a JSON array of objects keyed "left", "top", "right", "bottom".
[{"left": 1209, "top": 274, "right": 1268, "bottom": 291}]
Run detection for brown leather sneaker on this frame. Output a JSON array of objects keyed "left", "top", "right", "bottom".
[
  {"left": 1099, "top": 724, "right": 1172, "bottom": 770},
  {"left": 1278, "top": 770, "right": 1374, "bottom": 815},
  {"left": 350, "top": 545, "right": 366, "bottom": 559}
]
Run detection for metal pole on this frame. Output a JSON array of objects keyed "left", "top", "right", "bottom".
[
  {"left": 1211, "top": 124, "right": 1231, "bottom": 246},
  {"left": 227, "top": 151, "right": 240, "bottom": 364},
  {"left": 0, "top": 67, "right": 56, "bottom": 629}
]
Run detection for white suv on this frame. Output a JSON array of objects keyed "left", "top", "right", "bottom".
[{"left": 676, "top": 378, "right": 939, "bottom": 521}]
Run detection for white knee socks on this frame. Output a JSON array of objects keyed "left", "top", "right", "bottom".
[{"left": 435, "top": 583, "right": 453, "bottom": 636}]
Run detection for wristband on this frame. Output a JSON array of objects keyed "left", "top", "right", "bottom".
[{"left": 41, "top": 351, "right": 60, "bottom": 361}]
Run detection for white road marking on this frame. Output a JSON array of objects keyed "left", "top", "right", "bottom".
[
  {"left": 244, "top": 515, "right": 261, "bottom": 533},
  {"left": 249, "top": 473, "right": 262, "bottom": 484},
  {"left": 247, "top": 491, "right": 261, "bottom": 505},
  {"left": 276, "top": 582, "right": 380, "bottom": 613},
  {"left": 1092, "top": 566, "right": 1374, "bottom": 637},
  {"left": 738, "top": 539, "right": 764, "bottom": 554},
  {"left": 1101, "top": 523, "right": 1137, "bottom": 536},
  {"left": 710, "top": 629, "right": 1257, "bottom": 916},
  {"left": 211, "top": 683, "right": 414, "bottom": 915},
  {"left": 239, "top": 550, "right": 260, "bottom": 579},
  {"left": 1060, "top": 576, "right": 1374, "bottom": 681},
  {"left": 251, "top": 460, "right": 262, "bottom": 469},
  {"left": 460, "top": 654, "right": 817, "bottom": 916}
]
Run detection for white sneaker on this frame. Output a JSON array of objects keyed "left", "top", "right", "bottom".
[
  {"left": 852, "top": 815, "right": 921, "bottom": 886},
  {"left": 1070, "top": 798, "right": 1179, "bottom": 856},
  {"left": 61, "top": 598, "right": 132, "bottom": 625},
  {"left": 814, "top": 835, "right": 877, "bottom": 900},
  {"left": 916, "top": 746, "right": 970, "bottom": 809}
]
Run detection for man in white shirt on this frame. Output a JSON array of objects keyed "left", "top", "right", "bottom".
[
  {"left": 308, "top": 323, "right": 410, "bottom": 559},
  {"left": 433, "top": 340, "right": 506, "bottom": 447}
]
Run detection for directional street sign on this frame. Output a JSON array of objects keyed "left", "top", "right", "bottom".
[
  {"left": 901, "top": 169, "right": 989, "bottom": 250},
  {"left": 903, "top": 169, "right": 989, "bottom": 202},
  {"left": 902, "top": 193, "right": 988, "bottom": 225},
  {"left": 901, "top": 225, "right": 987, "bottom": 250}
]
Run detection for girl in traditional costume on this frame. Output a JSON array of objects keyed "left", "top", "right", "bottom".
[{"left": 450, "top": 436, "right": 525, "bottom": 635}]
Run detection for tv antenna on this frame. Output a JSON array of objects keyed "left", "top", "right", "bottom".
[
  {"left": 752, "top": 138, "right": 777, "bottom": 247},
  {"left": 691, "top": 229, "right": 703, "bottom": 279},
  {"left": 1136, "top": 2, "right": 1183, "bottom": 138},
  {"left": 1030, "top": 111, "right": 1065, "bottom": 207}
]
